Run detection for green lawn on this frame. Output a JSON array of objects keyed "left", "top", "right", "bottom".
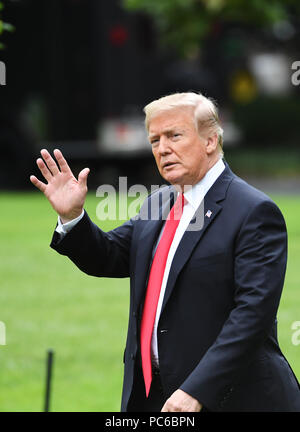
[{"left": 0, "top": 191, "right": 299, "bottom": 412}]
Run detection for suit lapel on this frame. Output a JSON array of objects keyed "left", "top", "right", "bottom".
[
  {"left": 161, "top": 198, "right": 222, "bottom": 312},
  {"left": 160, "top": 163, "right": 234, "bottom": 313}
]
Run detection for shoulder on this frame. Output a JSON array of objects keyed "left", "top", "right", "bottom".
[
  {"left": 227, "top": 171, "right": 282, "bottom": 213},
  {"left": 225, "top": 173, "right": 287, "bottom": 235}
]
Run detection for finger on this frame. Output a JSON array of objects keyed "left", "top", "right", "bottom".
[
  {"left": 30, "top": 175, "right": 47, "bottom": 193},
  {"left": 78, "top": 168, "right": 90, "bottom": 188},
  {"left": 40, "top": 149, "right": 60, "bottom": 175},
  {"left": 36, "top": 158, "right": 52, "bottom": 182},
  {"left": 53, "top": 149, "right": 72, "bottom": 174}
]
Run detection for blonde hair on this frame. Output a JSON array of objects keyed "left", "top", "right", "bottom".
[{"left": 144, "top": 92, "right": 224, "bottom": 154}]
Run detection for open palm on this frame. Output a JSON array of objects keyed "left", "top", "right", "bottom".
[{"left": 30, "top": 149, "right": 90, "bottom": 223}]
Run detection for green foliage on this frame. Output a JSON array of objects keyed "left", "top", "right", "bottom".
[
  {"left": 123, "top": 0, "right": 300, "bottom": 56},
  {"left": 0, "top": 1, "right": 15, "bottom": 49}
]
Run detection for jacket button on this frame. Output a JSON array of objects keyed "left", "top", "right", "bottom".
[{"left": 130, "top": 353, "right": 135, "bottom": 360}]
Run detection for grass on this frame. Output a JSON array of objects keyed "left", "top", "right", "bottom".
[{"left": 0, "top": 191, "right": 299, "bottom": 412}]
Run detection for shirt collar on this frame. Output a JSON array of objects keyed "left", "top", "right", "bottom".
[{"left": 183, "top": 158, "right": 225, "bottom": 210}]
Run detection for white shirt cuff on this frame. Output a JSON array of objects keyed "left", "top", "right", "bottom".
[{"left": 55, "top": 210, "right": 85, "bottom": 236}]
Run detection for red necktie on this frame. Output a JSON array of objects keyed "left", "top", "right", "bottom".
[{"left": 140, "top": 193, "right": 185, "bottom": 397}]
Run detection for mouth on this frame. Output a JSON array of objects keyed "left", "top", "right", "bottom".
[{"left": 162, "top": 162, "right": 178, "bottom": 169}]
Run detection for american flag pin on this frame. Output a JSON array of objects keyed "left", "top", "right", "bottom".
[{"left": 205, "top": 210, "right": 212, "bottom": 218}]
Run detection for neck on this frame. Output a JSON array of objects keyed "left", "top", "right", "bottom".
[
  {"left": 207, "top": 152, "right": 222, "bottom": 171},
  {"left": 174, "top": 154, "right": 222, "bottom": 193}
]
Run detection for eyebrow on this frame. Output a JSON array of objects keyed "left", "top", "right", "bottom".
[{"left": 148, "top": 127, "right": 185, "bottom": 139}]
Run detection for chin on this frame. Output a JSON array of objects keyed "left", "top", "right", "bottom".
[
  {"left": 164, "top": 176, "right": 184, "bottom": 188},
  {"left": 161, "top": 169, "right": 183, "bottom": 185}
]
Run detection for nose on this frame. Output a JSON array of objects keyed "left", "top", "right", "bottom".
[{"left": 157, "top": 135, "right": 171, "bottom": 155}]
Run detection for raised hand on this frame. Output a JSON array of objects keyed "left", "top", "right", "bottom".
[{"left": 30, "top": 149, "right": 90, "bottom": 223}]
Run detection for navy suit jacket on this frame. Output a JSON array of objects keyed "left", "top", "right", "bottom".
[{"left": 51, "top": 162, "right": 300, "bottom": 412}]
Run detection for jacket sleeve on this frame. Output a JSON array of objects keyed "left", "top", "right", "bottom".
[
  {"left": 50, "top": 210, "right": 133, "bottom": 278},
  {"left": 180, "top": 200, "right": 288, "bottom": 411}
]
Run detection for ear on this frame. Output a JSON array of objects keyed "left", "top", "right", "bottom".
[{"left": 206, "top": 133, "right": 218, "bottom": 155}]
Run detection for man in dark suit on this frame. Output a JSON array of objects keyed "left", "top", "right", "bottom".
[{"left": 30, "top": 92, "right": 300, "bottom": 412}]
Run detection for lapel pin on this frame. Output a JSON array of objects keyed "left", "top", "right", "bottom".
[{"left": 205, "top": 210, "right": 212, "bottom": 218}]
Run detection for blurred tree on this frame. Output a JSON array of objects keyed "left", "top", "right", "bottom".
[
  {"left": 0, "top": 1, "right": 14, "bottom": 49},
  {"left": 123, "top": 0, "right": 300, "bottom": 57}
]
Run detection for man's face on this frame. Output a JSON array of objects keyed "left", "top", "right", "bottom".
[{"left": 148, "top": 108, "right": 213, "bottom": 188}]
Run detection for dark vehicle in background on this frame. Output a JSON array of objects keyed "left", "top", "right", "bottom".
[{"left": 1, "top": 0, "right": 299, "bottom": 189}]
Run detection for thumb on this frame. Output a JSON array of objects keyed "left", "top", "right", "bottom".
[{"left": 78, "top": 168, "right": 90, "bottom": 188}]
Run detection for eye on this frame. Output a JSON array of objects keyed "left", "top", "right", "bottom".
[
  {"left": 150, "top": 138, "right": 159, "bottom": 146},
  {"left": 173, "top": 133, "right": 181, "bottom": 139}
]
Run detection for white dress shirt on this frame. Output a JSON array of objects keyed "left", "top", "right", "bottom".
[
  {"left": 56, "top": 210, "right": 85, "bottom": 235},
  {"left": 55, "top": 158, "right": 225, "bottom": 367}
]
